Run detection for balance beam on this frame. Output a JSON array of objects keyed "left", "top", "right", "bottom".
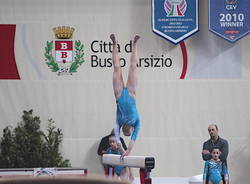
[{"left": 102, "top": 154, "right": 155, "bottom": 170}]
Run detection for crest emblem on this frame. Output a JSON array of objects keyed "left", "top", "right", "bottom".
[
  {"left": 226, "top": 0, "right": 238, "bottom": 4},
  {"left": 164, "top": 0, "right": 187, "bottom": 17},
  {"left": 44, "top": 26, "right": 85, "bottom": 75}
]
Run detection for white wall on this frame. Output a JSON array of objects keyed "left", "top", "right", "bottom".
[{"left": 0, "top": 0, "right": 250, "bottom": 183}]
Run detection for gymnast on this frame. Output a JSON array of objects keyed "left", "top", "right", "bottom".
[
  {"left": 110, "top": 34, "right": 140, "bottom": 157},
  {"left": 203, "top": 146, "right": 229, "bottom": 184}
]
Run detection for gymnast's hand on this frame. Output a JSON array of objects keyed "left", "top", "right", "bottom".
[
  {"left": 122, "top": 150, "right": 130, "bottom": 157},
  {"left": 120, "top": 150, "right": 130, "bottom": 160},
  {"left": 122, "top": 140, "right": 135, "bottom": 157}
]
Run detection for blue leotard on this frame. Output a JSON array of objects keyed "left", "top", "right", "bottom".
[
  {"left": 106, "top": 147, "right": 125, "bottom": 176},
  {"left": 114, "top": 88, "right": 140, "bottom": 143},
  {"left": 203, "top": 160, "right": 228, "bottom": 184}
]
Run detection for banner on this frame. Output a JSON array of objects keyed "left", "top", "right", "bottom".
[
  {"left": 209, "top": 0, "right": 250, "bottom": 42},
  {"left": 152, "top": 0, "right": 199, "bottom": 44},
  {"left": 0, "top": 23, "right": 249, "bottom": 80},
  {"left": 0, "top": 24, "right": 186, "bottom": 80}
]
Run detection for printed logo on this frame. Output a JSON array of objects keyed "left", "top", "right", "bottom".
[
  {"left": 33, "top": 168, "right": 56, "bottom": 176},
  {"left": 44, "top": 26, "right": 85, "bottom": 75},
  {"left": 164, "top": 0, "right": 187, "bottom": 17},
  {"left": 225, "top": 0, "right": 238, "bottom": 10},
  {"left": 229, "top": 35, "right": 236, "bottom": 40},
  {"left": 225, "top": 0, "right": 238, "bottom": 5}
]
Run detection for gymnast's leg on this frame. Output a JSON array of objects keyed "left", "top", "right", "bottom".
[
  {"left": 119, "top": 167, "right": 130, "bottom": 181},
  {"left": 126, "top": 35, "right": 140, "bottom": 98},
  {"left": 110, "top": 34, "right": 124, "bottom": 99}
]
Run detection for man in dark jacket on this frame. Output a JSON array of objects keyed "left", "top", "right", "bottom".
[
  {"left": 202, "top": 124, "right": 229, "bottom": 184},
  {"left": 202, "top": 124, "right": 229, "bottom": 165}
]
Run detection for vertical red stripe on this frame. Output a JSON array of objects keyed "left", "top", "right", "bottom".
[
  {"left": 0, "top": 24, "right": 20, "bottom": 79},
  {"left": 179, "top": 41, "right": 188, "bottom": 79}
]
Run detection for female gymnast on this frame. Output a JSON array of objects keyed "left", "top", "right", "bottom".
[
  {"left": 110, "top": 34, "right": 140, "bottom": 157},
  {"left": 203, "top": 146, "right": 229, "bottom": 184}
]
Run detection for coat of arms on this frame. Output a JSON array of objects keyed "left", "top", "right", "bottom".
[{"left": 44, "top": 26, "right": 84, "bottom": 75}]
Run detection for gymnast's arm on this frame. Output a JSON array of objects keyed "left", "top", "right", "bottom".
[
  {"left": 120, "top": 137, "right": 127, "bottom": 150},
  {"left": 123, "top": 140, "right": 135, "bottom": 157},
  {"left": 202, "top": 161, "right": 209, "bottom": 184},
  {"left": 114, "top": 121, "right": 125, "bottom": 154},
  {"left": 222, "top": 162, "right": 229, "bottom": 184},
  {"left": 123, "top": 118, "right": 140, "bottom": 156}
]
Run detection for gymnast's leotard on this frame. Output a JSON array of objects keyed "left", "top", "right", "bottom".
[
  {"left": 203, "top": 160, "right": 228, "bottom": 184},
  {"left": 114, "top": 88, "right": 140, "bottom": 143}
]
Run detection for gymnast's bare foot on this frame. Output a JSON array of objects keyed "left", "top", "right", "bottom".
[
  {"left": 110, "top": 34, "right": 116, "bottom": 43},
  {"left": 133, "top": 35, "right": 140, "bottom": 44}
]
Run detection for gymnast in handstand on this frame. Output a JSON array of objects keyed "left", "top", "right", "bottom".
[{"left": 110, "top": 34, "right": 140, "bottom": 157}]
